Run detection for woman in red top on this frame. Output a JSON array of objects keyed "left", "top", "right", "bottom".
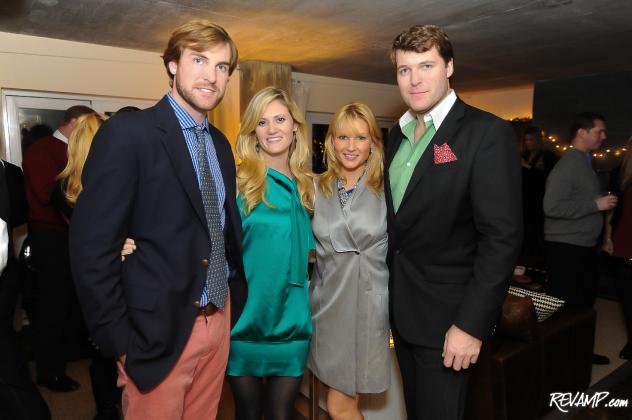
[{"left": 603, "top": 137, "right": 632, "bottom": 360}]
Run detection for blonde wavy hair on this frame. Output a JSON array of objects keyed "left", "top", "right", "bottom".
[
  {"left": 57, "top": 113, "right": 107, "bottom": 205},
  {"left": 236, "top": 86, "right": 314, "bottom": 214},
  {"left": 318, "top": 102, "right": 384, "bottom": 197}
]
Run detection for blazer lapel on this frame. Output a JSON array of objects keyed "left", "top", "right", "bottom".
[
  {"left": 385, "top": 125, "right": 403, "bottom": 220},
  {"left": 154, "top": 97, "right": 207, "bottom": 229},
  {"left": 385, "top": 124, "right": 404, "bottom": 169},
  {"left": 397, "top": 98, "right": 466, "bottom": 211}
]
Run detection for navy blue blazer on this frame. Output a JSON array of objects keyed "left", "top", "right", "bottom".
[
  {"left": 385, "top": 98, "right": 522, "bottom": 348},
  {"left": 69, "top": 96, "right": 247, "bottom": 391}
]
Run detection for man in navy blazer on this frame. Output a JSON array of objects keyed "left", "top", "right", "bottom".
[
  {"left": 385, "top": 25, "right": 522, "bottom": 419},
  {"left": 70, "top": 20, "right": 246, "bottom": 419}
]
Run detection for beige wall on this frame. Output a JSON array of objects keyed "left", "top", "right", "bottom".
[
  {"left": 292, "top": 72, "right": 406, "bottom": 119},
  {"left": 0, "top": 31, "right": 533, "bottom": 126},
  {"left": 460, "top": 85, "right": 534, "bottom": 120},
  {"left": 0, "top": 31, "right": 166, "bottom": 100},
  {"left": 293, "top": 72, "right": 534, "bottom": 121}
]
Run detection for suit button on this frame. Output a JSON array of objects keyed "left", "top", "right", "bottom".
[
  {"left": 193, "top": 300, "right": 201, "bottom": 308},
  {"left": 201, "top": 259, "right": 209, "bottom": 266},
  {"left": 396, "top": 249, "right": 401, "bottom": 255}
]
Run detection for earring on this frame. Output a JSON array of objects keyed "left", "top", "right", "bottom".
[
  {"left": 369, "top": 147, "right": 373, "bottom": 155},
  {"left": 255, "top": 141, "right": 260, "bottom": 153},
  {"left": 293, "top": 131, "right": 297, "bottom": 142}
]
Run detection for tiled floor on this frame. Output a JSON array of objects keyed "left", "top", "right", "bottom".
[
  {"left": 592, "top": 297, "right": 629, "bottom": 384},
  {"left": 36, "top": 297, "right": 629, "bottom": 420}
]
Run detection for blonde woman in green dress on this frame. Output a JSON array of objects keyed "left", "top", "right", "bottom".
[{"left": 228, "top": 86, "right": 314, "bottom": 420}]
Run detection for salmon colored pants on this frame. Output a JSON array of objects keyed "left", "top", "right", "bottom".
[{"left": 116, "top": 295, "right": 231, "bottom": 420}]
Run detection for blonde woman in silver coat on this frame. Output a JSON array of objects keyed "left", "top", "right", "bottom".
[{"left": 308, "top": 103, "right": 390, "bottom": 420}]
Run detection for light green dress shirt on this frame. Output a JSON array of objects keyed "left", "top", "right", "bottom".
[{"left": 388, "top": 115, "right": 436, "bottom": 211}]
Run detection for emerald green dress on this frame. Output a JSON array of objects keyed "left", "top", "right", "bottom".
[{"left": 227, "top": 168, "right": 314, "bottom": 377}]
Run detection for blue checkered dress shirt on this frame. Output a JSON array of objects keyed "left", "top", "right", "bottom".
[{"left": 166, "top": 93, "right": 228, "bottom": 307}]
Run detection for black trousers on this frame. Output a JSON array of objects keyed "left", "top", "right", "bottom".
[
  {"left": 393, "top": 329, "right": 470, "bottom": 420},
  {"left": 544, "top": 241, "right": 599, "bottom": 310},
  {"left": 0, "top": 259, "right": 19, "bottom": 335},
  {"left": 30, "top": 228, "right": 74, "bottom": 379},
  {"left": 0, "top": 330, "right": 51, "bottom": 420},
  {"left": 89, "top": 355, "right": 120, "bottom": 412},
  {"left": 0, "top": 260, "right": 50, "bottom": 420},
  {"left": 614, "top": 258, "right": 632, "bottom": 342}
]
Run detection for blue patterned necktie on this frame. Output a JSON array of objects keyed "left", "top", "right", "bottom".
[{"left": 194, "top": 127, "right": 228, "bottom": 308}]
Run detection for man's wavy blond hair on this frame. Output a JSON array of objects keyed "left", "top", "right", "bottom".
[{"left": 236, "top": 86, "right": 313, "bottom": 214}]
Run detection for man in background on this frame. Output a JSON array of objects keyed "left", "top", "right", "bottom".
[
  {"left": 0, "top": 160, "right": 50, "bottom": 419},
  {"left": 543, "top": 112, "right": 617, "bottom": 365},
  {"left": 22, "top": 105, "right": 95, "bottom": 392}
]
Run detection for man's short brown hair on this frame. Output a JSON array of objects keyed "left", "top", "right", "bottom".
[
  {"left": 162, "top": 20, "right": 238, "bottom": 85},
  {"left": 62, "top": 105, "right": 95, "bottom": 125},
  {"left": 390, "top": 25, "right": 454, "bottom": 67}
]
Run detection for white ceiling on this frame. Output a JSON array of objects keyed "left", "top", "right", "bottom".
[{"left": 1, "top": 0, "right": 632, "bottom": 90}]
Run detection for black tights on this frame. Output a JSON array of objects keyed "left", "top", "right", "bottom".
[{"left": 227, "top": 375, "right": 303, "bottom": 420}]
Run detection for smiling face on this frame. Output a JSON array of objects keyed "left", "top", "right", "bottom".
[
  {"left": 168, "top": 44, "right": 231, "bottom": 122},
  {"left": 395, "top": 46, "right": 453, "bottom": 116},
  {"left": 333, "top": 118, "right": 373, "bottom": 177},
  {"left": 254, "top": 99, "right": 298, "bottom": 163}
]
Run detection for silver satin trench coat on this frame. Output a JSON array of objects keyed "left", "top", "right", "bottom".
[{"left": 308, "top": 178, "right": 390, "bottom": 395}]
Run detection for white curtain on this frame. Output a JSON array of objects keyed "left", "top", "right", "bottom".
[{"left": 291, "top": 79, "right": 310, "bottom": 116}]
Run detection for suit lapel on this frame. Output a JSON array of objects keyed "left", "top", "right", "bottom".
[
  {"left": 154, "top": 97, "right": 207, "bottom": 229},
  {"left": 397, "top": 99, "right": 466, "bottom": 211},
  {"left": 386, "top": 125, "right": 404, "bottom": 169},
  {"left": 385, "top": 125, "right": 403, "bottom": 220}
]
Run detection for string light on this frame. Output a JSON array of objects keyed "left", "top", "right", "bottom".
[{"left": 542, "top": 132, "right": 628, "bottom": 159}]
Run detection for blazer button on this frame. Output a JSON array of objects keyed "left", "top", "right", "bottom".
[
  {"left": 193, "top": 300, "right": 201, "bottom": 308},
  {"left": 201, "top": 259, "right": 209, "bottom": 266},
  {"left": 396, "top": 249, "right": 401, "bottom": 255}
]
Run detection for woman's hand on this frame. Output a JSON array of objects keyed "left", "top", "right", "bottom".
[{"left": 121, "top": 238, "right": 136, "bottom": 261}]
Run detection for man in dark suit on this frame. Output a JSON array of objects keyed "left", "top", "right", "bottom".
[
  {"left": 22, "top": 105, "right": 95, "bottom": 392},
  {"left": 0, "top": 160, "right": 27, "bottom": 334},
  {"left": 385, "top": 25, "right": 522, "bottom": 419},
  {"left": 0, "top": 163, "right": 10, "bottom": 315},
  {"left": 0, "top": 161, "right": 51, "bottom": 420},
  {"left": 70, "top": 20, "right": 246, "bottom": 419}
]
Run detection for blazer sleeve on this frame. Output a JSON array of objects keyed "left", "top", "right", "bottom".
[
  {"left": 0, "top": 218, "right": 7, "bottom": 276},
  {"left": 69, "top": 119, "right": 138, "bottom": 357},
  {"left": 454, "top": 118, "right": 523, "bottom": 340}
]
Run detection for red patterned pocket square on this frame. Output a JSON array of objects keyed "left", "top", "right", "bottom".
[{"left": 433, "top": 142, "right": 458, "bottom": 164}]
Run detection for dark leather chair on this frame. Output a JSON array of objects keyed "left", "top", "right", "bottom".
[{"left": 465, "top": 294, "right": 596, "bottom": 420}]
